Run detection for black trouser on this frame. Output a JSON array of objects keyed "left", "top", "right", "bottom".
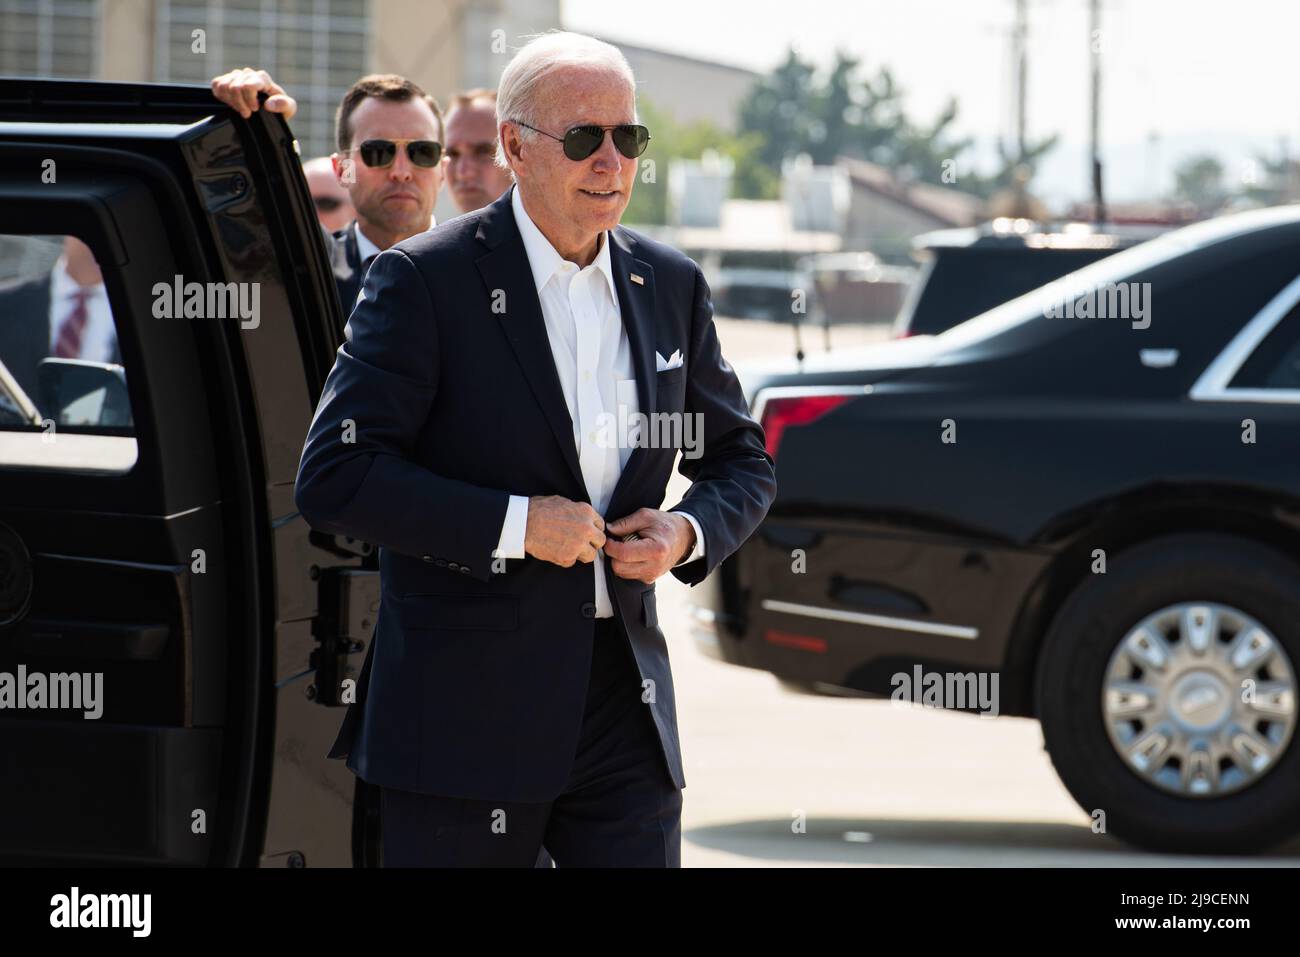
[{"left": 379, "top": 616, "right": 683, "bottom": 867}]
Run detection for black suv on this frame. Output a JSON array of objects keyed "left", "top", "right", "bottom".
[
  {"left": 0, "top": 80, "right": 379, "bottom": 866},
  {"left": 892, "top": 219, "right": 1160, "bottom": 338}
]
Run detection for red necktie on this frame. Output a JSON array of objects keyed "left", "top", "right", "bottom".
[{"left": 54, "top": 288, "right": 90, "bottom": 359}]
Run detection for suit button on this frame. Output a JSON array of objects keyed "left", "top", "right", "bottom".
[
  {"left": 580, "top": 602, "right": 596, "bottom": 618},
  {"left": 435, "top": 559, "right": 447, "bottom": 567},
  {"left": 459, "top": 566, "right": 471, "bottom": 574},
  {"left": 448, "top": 562, "right": 460, "bottom": 570},
  {"left": 422, "top": 555, "right": 434, "bottom": 563}
]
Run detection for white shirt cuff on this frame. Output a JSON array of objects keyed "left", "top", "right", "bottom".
[
  {"left": 492, "top": 494, "right": 529, "bottom": 559},
  {"left": 671, "top": 510, "right": 705, "bottom": 565}
]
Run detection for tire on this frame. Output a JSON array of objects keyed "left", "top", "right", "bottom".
[{"left": 1035, "top": 533, "right": 1300, "bottom": 854}]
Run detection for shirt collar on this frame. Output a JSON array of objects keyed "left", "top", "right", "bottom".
[
  {"left": 353, "top": 223, "right": 382, "bottom": 264},
  {"left": 354, "top": 215, "right": 437, "bottom": 263},
  {"left": 510, "top": 184, "right": 617, "bottom": 304}
]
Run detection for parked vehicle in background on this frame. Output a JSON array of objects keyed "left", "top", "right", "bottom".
[
  {"left": 700, "top": 205, "right": 1300, "bottom": 854},
  {"left": 892, "top": 218, "right": 1165, "bottom": 338},
  {"left": 805, "top": 251, "right": 916, "bottom": 325},
  {"left": 705, "top": 250, "right": 815, "bottom": 323}
]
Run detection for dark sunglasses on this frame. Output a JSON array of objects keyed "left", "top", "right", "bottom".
[
  {"left": 515, "top": 121, "right": 650, "bottom": 161},
  {"left": 313, "top": 195, "right": 344, "bottom": 212},
  {"left": 345, "top": 138, "right": 444, "bottom": 168}
]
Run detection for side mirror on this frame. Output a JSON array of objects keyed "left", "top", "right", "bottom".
[{"left": 36, "top": 358, "right": 132, "bottom": 429}]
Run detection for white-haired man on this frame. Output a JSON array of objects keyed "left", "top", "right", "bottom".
[{"left": 294, "top": 31, "right": 776, "bottom": 867}]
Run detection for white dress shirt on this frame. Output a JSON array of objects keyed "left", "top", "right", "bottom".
[
  {"left": 47, "top": 257, "right": 115, "bottom": 363},
  {"left": 353, "top": 215, "right": 436, "bottom": 265},
  {"left": 492, "top": 186, "right": 704, "bottom": 618}
]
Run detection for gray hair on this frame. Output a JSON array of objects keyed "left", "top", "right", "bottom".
[{"left": 494, "top": 30, "right": 637, "bottom": 171}]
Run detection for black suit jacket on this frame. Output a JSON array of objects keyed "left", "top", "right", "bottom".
[
  {"left": 326, "top": 221, "right": 367, "bottom": 313},
  {"left": 294, "top": 186, "right": 777, "bottom": 802},
  {"left": 0, "top": 273, "right": 121, "bottom": 402}
]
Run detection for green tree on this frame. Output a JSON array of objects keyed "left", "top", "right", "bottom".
[
  {"left": 1173, "top": 154, "right": 1227, "bottom": 213},
  {"left": 735, "top": 46, "right": 1056, "bottom": 199},
  {"left": 1237, "top": 144, "right": 1292, "bottom": 207}
]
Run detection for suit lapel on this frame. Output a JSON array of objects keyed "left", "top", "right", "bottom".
[
  {"left": 606, "top": 229, "right": 657, "bottom": 514},
  {"left": 330, "top": 222, "right": 361, "bottom": 291}
]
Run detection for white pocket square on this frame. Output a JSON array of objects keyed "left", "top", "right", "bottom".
[{"left": 655, "top": 349, "right": 683, "bottom": 371}]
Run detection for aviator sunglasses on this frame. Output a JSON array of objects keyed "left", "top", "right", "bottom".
[
  {"left": 343, "top": 138, "right": 444, "bottom": 168},
  {"left": 514, "top": 121, "right": 650, "bottom": 161}
]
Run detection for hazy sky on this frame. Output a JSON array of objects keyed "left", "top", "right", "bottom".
[{"left": 563, "top": 0, "right": 1300, "bottom": 204}]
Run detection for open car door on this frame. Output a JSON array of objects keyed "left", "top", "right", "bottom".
[{"left": 0, "top": 79, "right": 376, "bottom": 866}]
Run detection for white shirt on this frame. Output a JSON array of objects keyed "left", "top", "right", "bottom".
[
  {"left": 47, "top": 257, "right": 115, "bottom": 363},
  {"left": 493, "top": 186, "right": 703, "bottom": 617}
]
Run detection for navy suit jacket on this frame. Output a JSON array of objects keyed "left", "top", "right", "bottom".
[{"left": 294, "top": 186, "right": 777, "bottom": 802}]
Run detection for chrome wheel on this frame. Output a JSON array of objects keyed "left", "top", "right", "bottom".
[{"left": 1102, "top": 602, "right": 1297, "bottom": 797}]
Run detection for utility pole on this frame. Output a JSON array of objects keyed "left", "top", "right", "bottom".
[
  {"left": 1014, "top": 0, "right": 1028, "bottom": 162},
  {"left": 1089, "top": 0, "right": 1107, "bottom": 225}
]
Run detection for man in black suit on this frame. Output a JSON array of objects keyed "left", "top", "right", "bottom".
[
  {"left": 0, "top": 236, "right": 119, "bottom": 406},
  {"left": 294, "top": 30, "right": 776, "bottom": 867},
  {"left": 211, "top": 69, "right": 445, "bottom": 310}
]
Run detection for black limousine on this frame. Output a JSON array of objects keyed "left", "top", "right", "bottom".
[{"left": 700, "top": 206, "right": 1300, "bottom": 854}]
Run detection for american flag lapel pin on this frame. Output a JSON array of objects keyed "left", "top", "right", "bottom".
[{"left": 630, "top": 272, "right": 644, "bottom": 285}]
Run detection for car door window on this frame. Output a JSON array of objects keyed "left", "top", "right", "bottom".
[
  {"left": 1229, "top": 299, "right": 1300, "bottom": 390},
  {"left": 0, "top": 232, "right": 136, "bottom": 471}
]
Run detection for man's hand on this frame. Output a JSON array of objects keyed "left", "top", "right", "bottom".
[
  {"left": 524, "top": 495, "right": 606, "bottom": 567},
  {"left": 602, "top": 508, "right": 695, "bottom": 584},
  {"left": 210, "top": 68, "right": 298, "bottom": 120}
]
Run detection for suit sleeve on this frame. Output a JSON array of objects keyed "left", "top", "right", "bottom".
[
  {"left": 294, "top": 247, "right": 510, "bottom": 582},
  {"left": 669, "top": 263, "right": 777, "bottom": 586}
]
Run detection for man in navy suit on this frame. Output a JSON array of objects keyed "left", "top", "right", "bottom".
[
  {"left": 294, "top": 30, "right": 776, "bottom": 867},
  {"left": 0, "top": 236, "right": 119, "bottom": 406},
  {"left": 214, "top": 65, "right": 564, "bottom": 869}
]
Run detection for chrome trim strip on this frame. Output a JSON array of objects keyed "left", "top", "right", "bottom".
[
  {"left": 1189, "top": 271, "right": 1300, "bottom": 403},
  {"left": 760, "top": 598, "right": 979, "bottom": 640}
]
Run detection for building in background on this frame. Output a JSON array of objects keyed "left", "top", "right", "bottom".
[
  {"left": 838, "top": 157, "right": 984, "bottom": 262},
  {"left": 595, "top": 36, "right": 758, "bottom": 134},
  {"left": 1, "top": 0, "right": 560, "bottom": 161}
]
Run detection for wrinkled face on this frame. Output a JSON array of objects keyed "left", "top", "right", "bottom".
[
  {"left": 333, "top": 96, "right": 443, "bottom": 242},
  {"left": 502, "top": 66, "right": 638, "bottom": 260},
  {"left": 444, "top": 101, "right": 514, "bottom": 213}
]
